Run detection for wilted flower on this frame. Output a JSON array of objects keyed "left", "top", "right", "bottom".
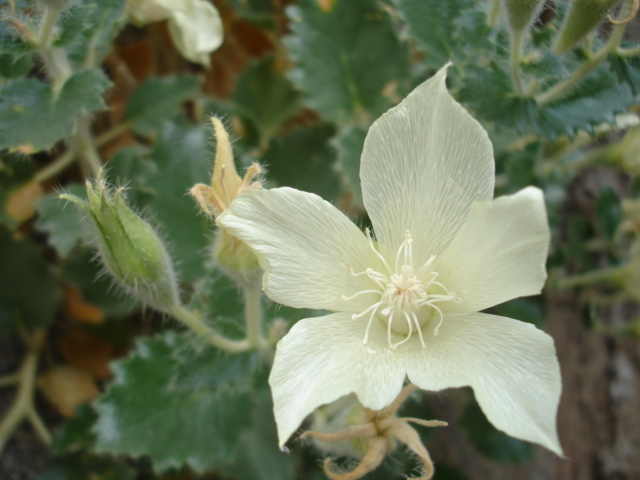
[
  {"left": 191, "top": 117, "right": 262, "bottom": 280},
  {"left": 219, "top": 65, "right": 562, "bottom": 457},
  {"left": 129, "top": 0, "right": 223, "bottom": 66}
]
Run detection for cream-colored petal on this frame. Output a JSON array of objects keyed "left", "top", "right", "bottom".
[
  {"left": 360, "top": 64, "right": 495, "bottom": 266},
  {"left": 436, "top": 186, "right": 550, "bottom": 314},
  {"left": 218, "top": 187, "right": 386, "bottom": 311},
  {"left": 129, "top": 0, "right": 173, "bottom": 25},
  {"left": 269, "top": 313, "right": 406, "bottom": 449},
  {"left": 402, "top": 312, "right": 562, "bottom": 455},
  {"left": 168, "top": 0, "right": 223, "bottom": 66}
]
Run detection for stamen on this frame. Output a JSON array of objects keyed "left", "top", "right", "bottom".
[
  {"left": 366, "top": 228, "right": 392, "bottom": 274},
  {"left": 387, "top": 312, "right": 394, "bottom": 347},
  {"left": 352, "top": 300, "right": 385, "bottom": 320},
  {"left": 362, "top": 304, "right": 382, "bottom": 345},
  {"left": 430, "top": 303, "right": 445, "bottom": 336},
  {"left": 417, "top": 254, "right": 437, "bottom": 277},
  {"left": 390, "top": 312, "right": 413, "bottom": 350},
  {"left": 342, "top": 290, "right": 380, "bottom": 302},
  {"left": 411, "top": 311, "right": 426, "bottom": 348}
]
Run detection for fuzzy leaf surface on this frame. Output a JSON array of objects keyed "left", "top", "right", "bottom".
[
  {"left": 94, "top": 332, "right": 257, "bottom": 473},
  {"left": 0, "top": 69, "right": 109, "bottom": 152},
  {"left": 286, "top": 0, "right": 409, "bottom": 122}
]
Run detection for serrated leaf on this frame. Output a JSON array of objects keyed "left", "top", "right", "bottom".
[
  {"left": 392, "top": 0, "right": 473, "bottom": 67},
  {"left": 126, "top": 77, "right": 203, "bottom": 135},
  {"left": 234, "top": 56, "right": 300, "bottom": 144},
  {"left": 333, "top": 126, "right": 367, "bottom": 205},
  {"left": 0, "top": 69, "right": 110, "bottom": 152},
  {"left": 94, "top": 332, "right": 256, "bottom": 473},
  {"left": 36, "top": 185, "right": 94, "bottom": 257},
  {"left": 262, "top": 124, "right": 341, "bottom": 201},
  {"left": 62, "top": 249, "right": 139, "bottom": 317},
  {"left": 608, "top": 53, "right": 640, "bottom": 96},
  {"left": 536, "top": 66, "right": 637, "bottom": 138},
  {"left": 0, "top": 230, "right": 61, "bottom": 334},
  {"left": 460, "top": 399, "right": 534, "bottom": 463},
  {"left": 146, "top": 119, "right": 211, "bottom": 280},
  {"left": 286, "top": 0, "right": 410, "bottom": 122},
  {"left": 56, "top": 0, "right": 127, "bottom": 68},
  {"left": 459, "top": 62, "right": 538, "bottom": 133}
]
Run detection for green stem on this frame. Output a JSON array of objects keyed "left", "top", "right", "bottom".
[
  {"left": 33, "top": 150, "right": 76, "bottom": 184},
  {"left": 72, "top": 115, "right": 102, "bottom": 178},
  {"left": 510, "top": 29, "right": 526, "bottom": 97},
  {"left": 0, "top": 330, "right": 50, "bottom": 453},
  {"left": 168, "top": 305, "right": 251, "bottom": 353},
  {"left": 37, "top": 5, "right": 60, "bottom": 49},
  {"left": 616, "top": 44, "right": 640, "bottom": 57},
  {"left": 243, "top": 278, "right": 264, "bottom": 349},
  {"left": 94, "top": 121, "right": 133, "bottom": 147},
  {"left": 486, "top": 0, "right": 502, "bottom": 28},
  {"left": 536, "top": 26, "right": 626, "bottom": 107},
  {"left": 557, "top": 265, "right": 626, "bottom": 289},
  {"left": 37, "top": 5, "right": 71, "bottom": 90}
]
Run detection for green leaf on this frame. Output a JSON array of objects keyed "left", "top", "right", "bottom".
[
  {"left": 234, "top": 56, "right": 300, "bottom": 143},
  {"left": 392, "top": 0, "right": 473, "bottom": 67},
  {"left": 535, "top": 66, "right": 637, "bottom": 138},
  {"left": 56, "top": 0, "right": 127, "bottom": 68},
  {"left": 37, "top": 453, "right": 135, "bottom": 480},
  {"left": 608, "top": 52, "right": 640, "bottom": 96},
  {"left": 460, "top": 399, "right": 534, "bottom": 463},
  {"left": 0, "top": 230, "right": 61, "bottom": 334},
  {"left": 103, "top": 145, "right": 157, "bottom": 207},
  {"left": 458, "top": 62, "right": 538, "bottom": 133},
  {"left": 0, "top": 2, "right": 37, "bottom": 56},
  {"left": 94, "top": 332, "right": 257, "bottom": 473},
  {"left": 52, "top": 404, "right": 98, "bottom": 454},
  {"left": 262, "top": 124, "right": 341, "bottom": 201},
  {"left": 36, "top": 185, "right": 94, "bottom": 257},
  {"left": 126, "top": 77, "right": 203, "bottom": 136},
  {"left": 62, "top": 249, "right": 139, "bottom": 317},
  {"left": 332, "top": 126, "right": 367, "bottom": 205},
  {"left": 0, "top": 69, "right": 110, "bottom": 152},
  {"left": 0, "top": 52, "right": 33, "bottom": 79},
  {"left": 146, "top": 119, "right": 212, "bottom": 280},
  {"left": 286, "top": 0, "right": 410, "bottom": 122},
  {"left": 220, "top": 391, "right": 296, "bottom": 480}
]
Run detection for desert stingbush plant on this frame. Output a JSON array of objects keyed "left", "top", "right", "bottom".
[{"left": 0, "top": 0, "right": 639, "bottom": 479}]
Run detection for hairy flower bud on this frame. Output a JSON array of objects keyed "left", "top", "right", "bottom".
[
  {"left": 60, "top": 171, "right": 179, "bottom": 312},
  {"left": 502, "top": 0, "right": 546, "bottom": 32},
  {"left": 554, "top": 0, "right": 621, "bottom": 54}
]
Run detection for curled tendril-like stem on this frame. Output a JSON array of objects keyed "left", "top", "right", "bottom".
[{"left": 609, "top": 0, "right": 639, "bottom": 25}]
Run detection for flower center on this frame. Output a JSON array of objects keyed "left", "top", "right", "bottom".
[{"left": 343, "top": 230, "right": 459, "bottom": 350}]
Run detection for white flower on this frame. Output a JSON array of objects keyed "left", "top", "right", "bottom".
[
  {"left": 218, "top": 65, "right": 562, "bottom": 455},
  {"left": 129, "top": 0, "right": 223, "bottom": 66}
]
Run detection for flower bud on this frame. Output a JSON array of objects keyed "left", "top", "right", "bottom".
[
  {"left": 554, "top": 0, "right": 621, "bottom": 54},
  {"left": 60, "top": 171, "right": 179, "bottom": 312},
  {"left": 190, "top": 117, "right": 263, "bottom": 282},
  {"left": 501, "top": 0, "right": 546, "bottom": 33}
]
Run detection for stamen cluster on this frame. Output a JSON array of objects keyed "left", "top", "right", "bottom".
[{"left": 343, "top": 230, "right": 458, "bottom": 350}]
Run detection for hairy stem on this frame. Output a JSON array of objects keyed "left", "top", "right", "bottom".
[
  {"left": 536, "top": 26, "right": 626, "bottom": 107},
  {"left": 168, "top": 305, "right": 251, "bottom": 353},
  {"left": 71, "top": 115, "right": 102, "bottom": 178},
  {"left": 0, "top": 329, "right": 50, "bottom": 453},
  {"left": 243, "top": 277, "right": 264, "bottom": 349},
  {"left": 510, "top": 29, "right": 526, "bottom": 96},
  {"left": 557, "top": 265, "right": 627, "bottom": 289}
]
